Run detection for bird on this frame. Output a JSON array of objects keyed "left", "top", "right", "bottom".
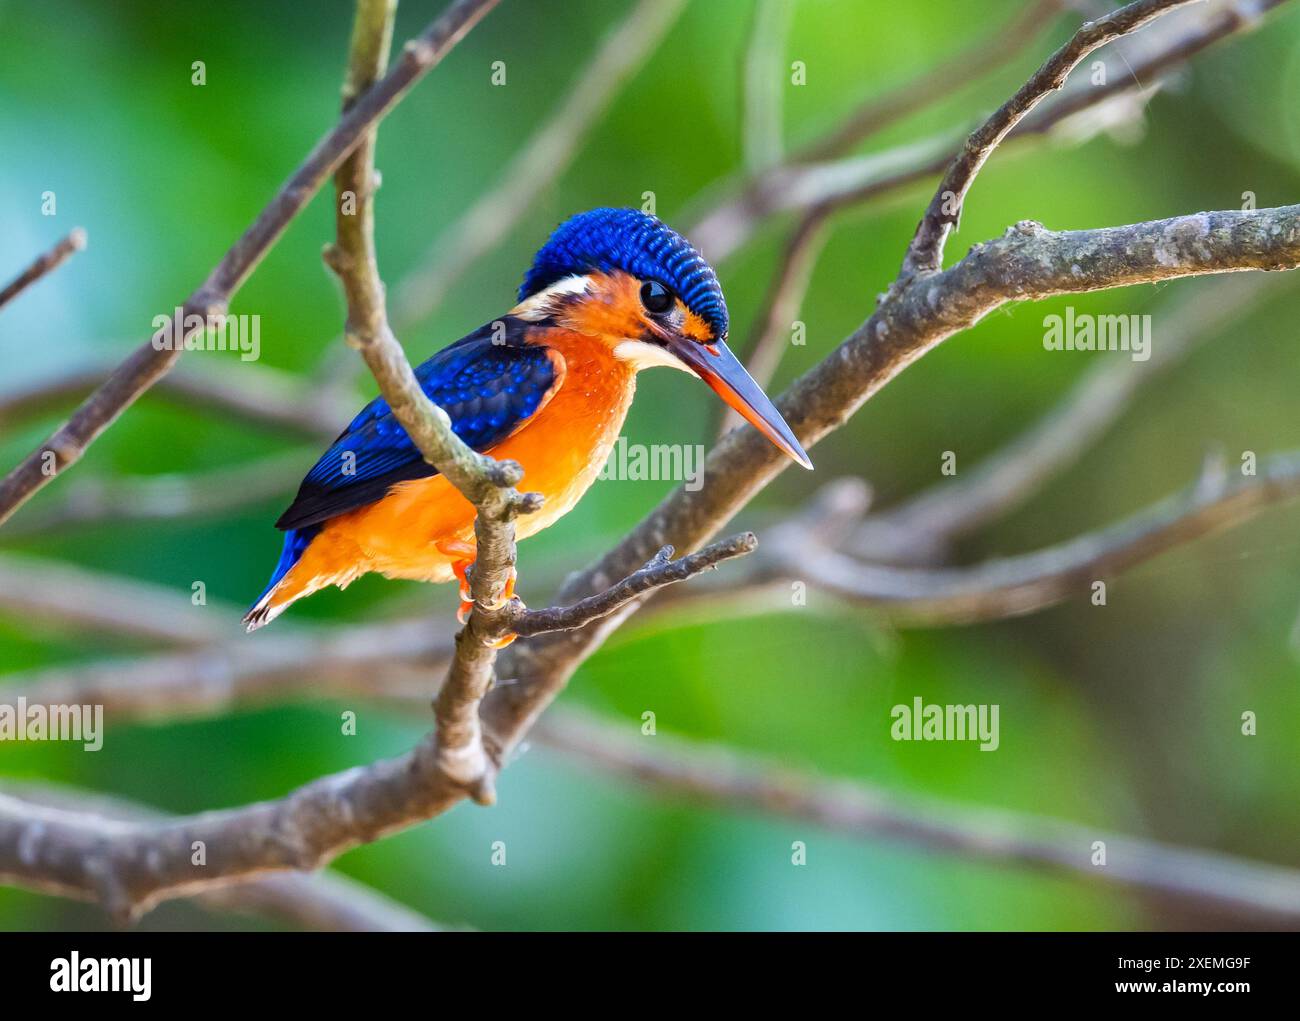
[{"left": 243, "top": 207, "right": 811, "bottom": 637}]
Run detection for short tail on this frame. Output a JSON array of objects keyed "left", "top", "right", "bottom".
[{"left": 243, "top": 526, "right": 320, "bottom": 632}]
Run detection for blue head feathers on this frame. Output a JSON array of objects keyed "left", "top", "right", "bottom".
[{"left": 520, "top": 208, "right": 729, "bottom": 341}]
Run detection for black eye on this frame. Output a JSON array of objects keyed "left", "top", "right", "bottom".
[{"left": 639, "top": 279, "right": 674, "bottom": 315}]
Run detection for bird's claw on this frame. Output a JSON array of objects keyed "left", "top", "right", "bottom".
[
  {"left": 487, "top": 631, "right": 518, "bottom": 650},
  {"left": 454, "top": 568, "right": 521, "bottom": 645}
]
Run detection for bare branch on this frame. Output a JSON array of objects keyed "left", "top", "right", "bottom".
[
  {"left": 322, "top": 0, "right": 539, "bottom": 808},
  {"left": 1015, "top": 0, "right": 1290, "bottom": 137},
  {"left": 0, "top": 0, "right": 501, "bottom": 529},
  {"left": 0, "top": 734, "right": 467, "bottom": 921},
  {"left": 0, "top": 229, "right": 86, "bottom": 312},
  {"left": 902, "top": 0, "right": 1199, "bottom": 275},
  {"left": 535, "top": 711, "right": 1300, "bottom": 927},
  {"left": 0, "top": 781, "right": 445, "bottom": 931},
  {"left": 512, "top": 533, "right": 758, "bottom": 638}
]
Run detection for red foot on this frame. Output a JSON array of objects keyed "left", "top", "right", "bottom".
[{"left": 437, "top": 540, "right": 521, "bottom": 636}]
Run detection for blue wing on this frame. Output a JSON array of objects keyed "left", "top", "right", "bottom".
[{"left": 274, "top": 317, "right": 562, "bottom": 530}]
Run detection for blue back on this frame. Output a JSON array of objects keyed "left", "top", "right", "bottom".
[{"left": 274, "top": 317, "right": 558, "bottom": 531}]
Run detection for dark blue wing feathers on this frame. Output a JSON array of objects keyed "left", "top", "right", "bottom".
[{"left": 274, "top": 317, "right": 559, "bottom": 531}]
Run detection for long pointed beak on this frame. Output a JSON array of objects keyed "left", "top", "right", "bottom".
[{"left": 667, "top": 337, "right": 813, "bottom": 470}]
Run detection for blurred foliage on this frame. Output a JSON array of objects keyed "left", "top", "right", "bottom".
[{"left": 1, "top": 0, "right": 1299, "bottom": 931}]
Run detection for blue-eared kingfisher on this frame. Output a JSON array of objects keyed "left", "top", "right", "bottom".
[{"left": 244, "top": 207, "right": 812, "bottom": 632}]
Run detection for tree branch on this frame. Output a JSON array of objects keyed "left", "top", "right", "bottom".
[
  {"left": 511, "top": 533, "right": 758, "bottom": 638},
  {"left": 0, "top": 229, "right": 86, "bottom": 312},
  {"left": 321, "top": 0, "right": 536, "bottom": 808},
  {"left": 0, "top": 781, "right": 444, "bottom": 931},
  {"left": 0, "top": 0, "right": 501, "bottom": 529}
]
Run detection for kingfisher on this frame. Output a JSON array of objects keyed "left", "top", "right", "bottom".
[{"left": 243, "top": 207, "right": 811, "bottom": 635}]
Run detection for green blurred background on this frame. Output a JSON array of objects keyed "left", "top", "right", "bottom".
[{"left": 2, "top": 0, "right": 1299, "bottom": 930}]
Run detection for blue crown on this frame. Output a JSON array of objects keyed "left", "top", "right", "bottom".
[{"left": 520, "top": 208, "right": 728, "bottom": 340}]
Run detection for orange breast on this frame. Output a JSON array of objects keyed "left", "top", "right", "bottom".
[{"left": 315, "top": 329, "right": 636, "bottom": 583}]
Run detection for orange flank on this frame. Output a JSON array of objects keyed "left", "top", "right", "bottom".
[{"left": 258, "top": 327, "right": 637, "bottom": 616}]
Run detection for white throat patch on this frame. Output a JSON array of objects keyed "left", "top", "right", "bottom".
[{"left": 612, "top": 340, "right": 692, "bottom": 373}]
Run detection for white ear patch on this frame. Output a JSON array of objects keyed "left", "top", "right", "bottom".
[
  {"left": 613, "top": 340, "right": 693, "bottom": 373},
  {"left": 512, "top": 274, "right": 592, "bottom": 320}
]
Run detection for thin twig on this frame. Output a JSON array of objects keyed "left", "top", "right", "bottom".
[
  {"left": 0, "top": 229, "right": 87, "bottom": 312},
  {"left": 511, "top": 533, "right": 757, "bottom": 637},
  {"left": 678, "top": 452, "right": 1300, "bottom": 627},
  {"left": 0, "top": 0, "right": 501, "bottom": 529}
]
